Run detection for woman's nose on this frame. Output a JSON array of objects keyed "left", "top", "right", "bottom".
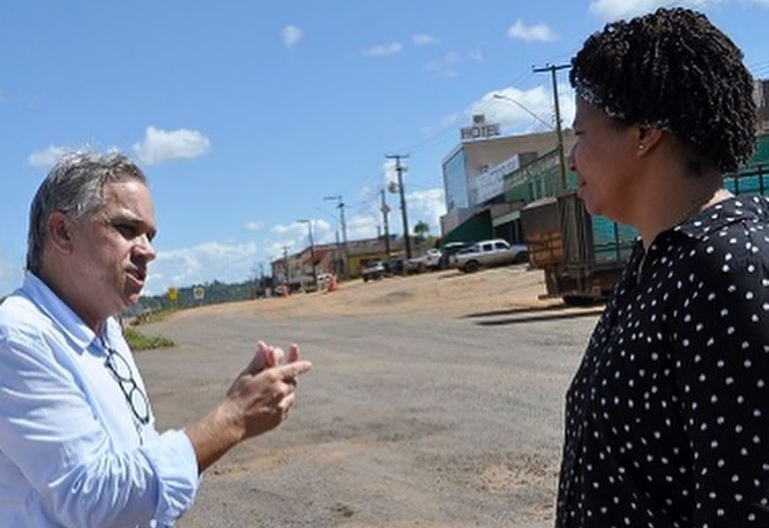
[{"left": 568, "top": 146, "right": 577, "bottom": 171}]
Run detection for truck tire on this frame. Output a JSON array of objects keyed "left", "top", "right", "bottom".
[
  {"left": 562, "top": 295, "right": 597, "bottom": 307},
  {"left": 513, "top": 252, "right": 529, "bottom": 264},
  {"left": 464, "top": 260, "right": 480, "bottom": 273}
]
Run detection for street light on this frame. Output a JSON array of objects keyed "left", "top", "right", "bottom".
[
  {"left": 493, "top": 90, "right": 567, "bottom": 191},
  {"left": 297, "top": 219, "right": 317, "bottom": 290},
  {"left": 492, "top": 93, "right": 553, "bottom": 130}
]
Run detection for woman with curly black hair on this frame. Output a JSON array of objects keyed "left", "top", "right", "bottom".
[{"left": 557, "top": 7, "right": 767, "bottom": 527}]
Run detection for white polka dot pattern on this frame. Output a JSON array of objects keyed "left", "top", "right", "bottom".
[{"left": 556, "top": 196, "right": 769, "bottom": 527}]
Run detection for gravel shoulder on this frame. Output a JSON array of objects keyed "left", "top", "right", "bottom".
[{"left": 170, "top": 265, "right": 565, "bottom": 321}]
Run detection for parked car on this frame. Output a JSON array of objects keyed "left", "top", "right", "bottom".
[
  {"left": 407, "top": 248, "right": 443, "bottom": 272},
  {"left": 451, "top": 238, "right": 529, "bottom": 273},
  {"left": 316, "top": 272, "right": 334, "bottom": 290},
  {"left": 437, "top": 242, "right": 473, "bottom": 269},
  {"left": 385, "top": 258, "right": 406, "bottom": 275},
  {"left": 361, "top": 260, "right": 387, "bottom": 282}
]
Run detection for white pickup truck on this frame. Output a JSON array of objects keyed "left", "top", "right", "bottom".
[
  {"left": 450, "top": 238, "right": 528, "bottom": 273},
  {"left": 406, "top": 248, "right": 442, "bottom": 273}
]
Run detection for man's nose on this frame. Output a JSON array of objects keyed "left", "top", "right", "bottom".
[{"left": 134, "top": 234, "right": 157, "bottom": 262}]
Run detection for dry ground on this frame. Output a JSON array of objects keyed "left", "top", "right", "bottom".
[
  {"left": 173, "top": 264, "right": 563, "bottom": 321},
  {"left": 140, "top": 264, "right": 602, "bottom": 528}
]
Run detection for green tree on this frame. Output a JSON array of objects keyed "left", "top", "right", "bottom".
[{"left": 413, "top": 221, "right": 431, "bottom": 246}]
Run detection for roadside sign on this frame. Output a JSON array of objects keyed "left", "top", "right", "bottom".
[
  {"left": 167, "top": 287, "right": 178, "bottom": 302},
  {"left": 193, "top": 286, "right": 205, "bottom": 301}
]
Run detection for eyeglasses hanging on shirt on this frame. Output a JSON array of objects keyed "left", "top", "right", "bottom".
[{"left": 101, "top": 340, "right": 151, "bottom": 430}]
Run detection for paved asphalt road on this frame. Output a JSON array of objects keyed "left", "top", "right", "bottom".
[{"left": 137, "top": 303, "right": 603, "bottom": 528}]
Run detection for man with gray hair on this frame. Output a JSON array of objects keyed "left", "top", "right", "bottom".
[{"left": 0, "top": 152, "right": 312, "bottom": 527}]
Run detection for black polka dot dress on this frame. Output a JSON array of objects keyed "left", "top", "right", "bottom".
[{"left": 556, "top": 196, "right": 769, "bottom": 528}]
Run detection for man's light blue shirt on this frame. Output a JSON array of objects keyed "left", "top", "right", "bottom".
[{"left": 0, "top": 273, "right": 200, "bottom": 527}]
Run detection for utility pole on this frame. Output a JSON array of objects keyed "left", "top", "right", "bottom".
[
  {"left": 385, "top": 154, "right": 411, "bottom": 259},
  {"left": 534, "top": 63, "right": 570, "bottom": 191},
  {"left": 324, "top": 195, "right": 348, "bottom": 277},
  {"left": 282, "top": 246, "right": 290, "bottom": 292},
  {"left": 380, "top": 188, "right": 391, "bottom": 260},
  {"left": 334, "top": 230, "right": 341, "bottom": 275},
  {"left": 297, "top": 219, "right": 317, "bottom": 290}
]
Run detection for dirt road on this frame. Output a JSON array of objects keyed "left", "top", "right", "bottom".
[{"left": 137, "top": 266, "right": 604, "bottom": 527}]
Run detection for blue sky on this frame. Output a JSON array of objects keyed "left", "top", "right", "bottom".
[{"left": 2, "top": 0, "right": 768, "bottom": 297}]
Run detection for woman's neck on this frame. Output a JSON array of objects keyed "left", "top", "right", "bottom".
[{"left": 635, "top": 174, "right": 730, "bottom": 249}]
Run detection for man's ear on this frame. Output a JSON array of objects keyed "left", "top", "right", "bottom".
[{"left": 46, "top": 211, "right": 76, "bottom": 255}]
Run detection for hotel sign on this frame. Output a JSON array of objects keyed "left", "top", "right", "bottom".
[{"left": 460, "top": 114, "right": 501, "bottom": 141}]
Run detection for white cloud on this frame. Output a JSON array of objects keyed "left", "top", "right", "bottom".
[
  {"left": 473, "top": 84, "right": 576, "bottom": 134},
  {"left": 140, "top": 189, "right": 450, "bottom": 294},
  {"left": 244, "top": 221, "right": 263, "bottom": 232},
  {"left": 405, "top": 188, "right": 446, "bottom": 236},
  {"left": 482, "top": 87, "right": 554, "bottom": 131},
  {"left": 345, "top": 213, "right": 381, "bottom": 241},
  {"left": 340, "top": 163, "right": 445, "bottom": 242},
  {"left": 281, "top": 25, "right": 303, "bottom": 49},
  {"left": 588, "top": 0, "right": 712, "bottom": 20},
  {"left": 358, "top": 186, "right": 445, "bottom": 240},
  {"left": 145, "top": 240, "right": 259, "bottom": 294},
  {"left": 425, "top": 47, "right": 484, "bottom": 78},
  {"left": 440, "top": 113, "right": 463, "bottom": 129},
  {"left": 268, "top": 218, "right": 335, "bottom": 251},
  {"left": 426, "top": 51, "right": 461, "bottom": 78},
  {"left": 270, "top": 223, "right": 301, "bottom": 238},
  {"left": 467, "top": 47, "right": 484, "bottom": 63},
  {"left": 382, "top": 159, "right": 398, "bottom": 189},
  {"left": 507, "top": 19, "right": 558, "bottom": 43},
  {"left": 362, "top": 42, "right": 403, "bottom": 58},
  {"left": 140, "top": 185, "right": 446, "bottom": 294},
  {"left": 28, "top": 145, "right": 71, "bottom": 168},
  {"left": 133, "top": 126, "right": 211, "bottom": 165},
  {"left": 314, "top": 219, "right": 342, "bottom": 249},
  {"left": 413, "top": 33, "right": 439, "bottom": 45}
]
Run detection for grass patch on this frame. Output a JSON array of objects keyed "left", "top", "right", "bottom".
[
  {"left": 124, "top": 327, "right": 175, "bottom": 351},
  {"left": 130, "top": 307, "right": 176, "bottom": 326}
]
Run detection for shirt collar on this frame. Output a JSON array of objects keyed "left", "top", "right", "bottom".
[
  {"left": 671, "top": 195, "right": 769, "bottom": 240},
  {"left": 20, "top": 272, "right": 98, "bottom": 352}
]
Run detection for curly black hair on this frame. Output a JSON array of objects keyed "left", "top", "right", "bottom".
[{"left": 570, "top": 7, "right": 757, "bottom": 173}]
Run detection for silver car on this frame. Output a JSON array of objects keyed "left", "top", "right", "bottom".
[{"left": 451, "top": 238, "right": 528, "bottom": 272}]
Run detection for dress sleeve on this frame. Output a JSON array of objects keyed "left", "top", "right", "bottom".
[
  {"left": 0, "top": 325, "right": 199, "bottom": 528},
  {"left": 668, "top": 231, "right": 769, "bottom": 525}
]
